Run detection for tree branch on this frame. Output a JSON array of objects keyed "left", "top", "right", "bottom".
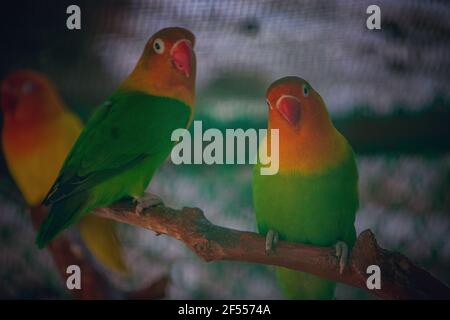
[
  {"left": 94, "top": 199, "right": 450, "bottom": 300},
  {"left": 30, "top": 206, "right": 168, "bottom": 300}
]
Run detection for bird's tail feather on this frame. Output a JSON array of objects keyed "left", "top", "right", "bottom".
[
  {"left": 35, "top": 193, "right": 86, "bottom": 248},
  {"left": 78, "top": 215, "right": 128, "bottom": 274},
  {"left": 276, "top": 267, "right": 336, "bottom": 300}
]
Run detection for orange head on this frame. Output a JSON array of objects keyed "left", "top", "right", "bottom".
[
  {"left": 265, "top": 76, "right": 348, "bottom": 173},
  {"left": 122, "top": 27, "right": 196, "bottom": 107},
  {"left": 1, "top": 70, "right": 65, "bottom": 124},
  {"left": 266, "top": 76, "right": 332, "bottom": 134}
]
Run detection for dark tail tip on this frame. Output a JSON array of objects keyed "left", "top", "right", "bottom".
[
  {"left": 35, "top": 216, "right": 54, "bottom": 248},
  {"left": 35, "top": 229, "right": 50, "bottom": 248}
]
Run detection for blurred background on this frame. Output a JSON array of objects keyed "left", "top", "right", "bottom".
[{"left": 0, "top": 0, "right": 449, "bottom": 299}]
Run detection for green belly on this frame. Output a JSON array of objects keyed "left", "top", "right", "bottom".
[
  {"left": 86, "top": 151, "right": 167, "bottom": 213},
  {"left": 253, "top": 153, "right": 358, "bottom": 247}
]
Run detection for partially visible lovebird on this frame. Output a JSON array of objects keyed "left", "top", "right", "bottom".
[
  {"left": 1, "top": 70, "right": 128, "bottom": 273},
  {"left": 35, "top": 27, "right": 197, "bottom": 248},
  {"left": 253, "top": 76, "right": 358, "bottom": 299}
]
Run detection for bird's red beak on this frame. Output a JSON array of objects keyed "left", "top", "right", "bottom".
[
  {"left": 170, "top": 39, "right": 193, "bottom": 78},
  {"left": 276, "top": 95, "right": 301, "bottom": 128},
  {"left": 1, "top": 83, "right": 18, "bottom": 113}
]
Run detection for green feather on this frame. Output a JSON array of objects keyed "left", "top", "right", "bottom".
[
  {"left": 36, "top": 90, "right": 191, "bottom": 247},
  {"left": 253, "top": 149, "right": 358, "bottom": 299}
]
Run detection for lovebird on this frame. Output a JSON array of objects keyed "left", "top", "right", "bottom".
[
  {"left": 35, "top": 27, "right": 196, "bottom": 248},
  {"left": 253, "top": 76, "right": 358, "bottom": 299},
  {"left": 1, "top": 70, "right": 128, "bottom": 273}
]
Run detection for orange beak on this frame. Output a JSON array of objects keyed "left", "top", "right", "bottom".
[
  {"left": 276, "top": 95, "right": 301, "bottom": 128},
  {"left": 170, "top": 39, "right": 193, "bottom": 78},
  {"left": 1, "top": 83, "right": 18, "bottom": 113}
]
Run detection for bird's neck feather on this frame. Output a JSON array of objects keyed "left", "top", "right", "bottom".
[
  {"left": 120, "top": 59, "right": 195, "bottom": 109},
  {"left": 269, "top": 112, "right": 349, "bottom": 174}
]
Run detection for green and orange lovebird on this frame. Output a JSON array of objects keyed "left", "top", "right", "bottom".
[
  {"left": 1, "top": 70, "right": 128, "bottom": 273},
  {"left": 35, "top": 27, "right": 196, "bottom": 248},
  {"left": 253, "top": 76, "right": 358, "bottom": 299}
]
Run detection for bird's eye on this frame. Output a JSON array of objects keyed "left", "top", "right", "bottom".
[
  {"left": 22, "top": 81, "right": 34, "bottom": 93},
  {"left": 266, "top": 99, "right": 272, "bottom": 109},
  {"left": 153, "top": 38, "right": 165, "bottom": 54},
  {"left": 303, "top": 84, "right": 309, "bottom": 97}
]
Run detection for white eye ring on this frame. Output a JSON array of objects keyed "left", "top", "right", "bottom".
[
  {"left": 153, "top": 38, "right": 165, "bottom": 54},
  {"left": 266, "top": 99, "right": 272, "bottom": 109},
  {"left": 22, "top": 81, "right": 34, "bottom": 93},
  {"left": 303, "top": 84, "right": 309, "bottom": 97}
]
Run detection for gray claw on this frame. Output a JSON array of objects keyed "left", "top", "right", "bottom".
[
  {"left": 265, "top": 229, "right": 279, "bottom": 255},
  {"left": 134, "top": 193, "right": 164, "bottom": 215},
  {"left": 335, "top": 241, "right": 349, "bottom": 274}
]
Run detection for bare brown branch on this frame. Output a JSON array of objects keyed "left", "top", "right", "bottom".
[
  {"left": 30, "top": 205, "right": 168, "bottom": 300},
  {"left": 94, "top": 199, "right": 450, "bottom": 300}
]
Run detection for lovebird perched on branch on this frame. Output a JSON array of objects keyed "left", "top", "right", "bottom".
[
  {"left": 35, "top": 27, "right": 196, "bottom": 248},
  {"left": 253, "top": 76, "right": 358, "bottom": 299},
  {"left": 1, "top": 70, "right": 128, "bottom": 273}
]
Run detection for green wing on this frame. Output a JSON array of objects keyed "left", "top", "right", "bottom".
[
  {"left": 37, "top": 91, "right": 190, "bottom": 247},
  {"left": 44, "top": 90, "right": 191, "bottom": 205}
]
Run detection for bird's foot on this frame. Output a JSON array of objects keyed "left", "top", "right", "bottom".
[
  {"left": 334, "top": 241, "right": 349, "bottom": 274},
  {"left": 265, "top": 229, "right": 279, "bottom": 255},
  {"left": 134, "top": 193, "right": 164, "bottom": 215}
]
